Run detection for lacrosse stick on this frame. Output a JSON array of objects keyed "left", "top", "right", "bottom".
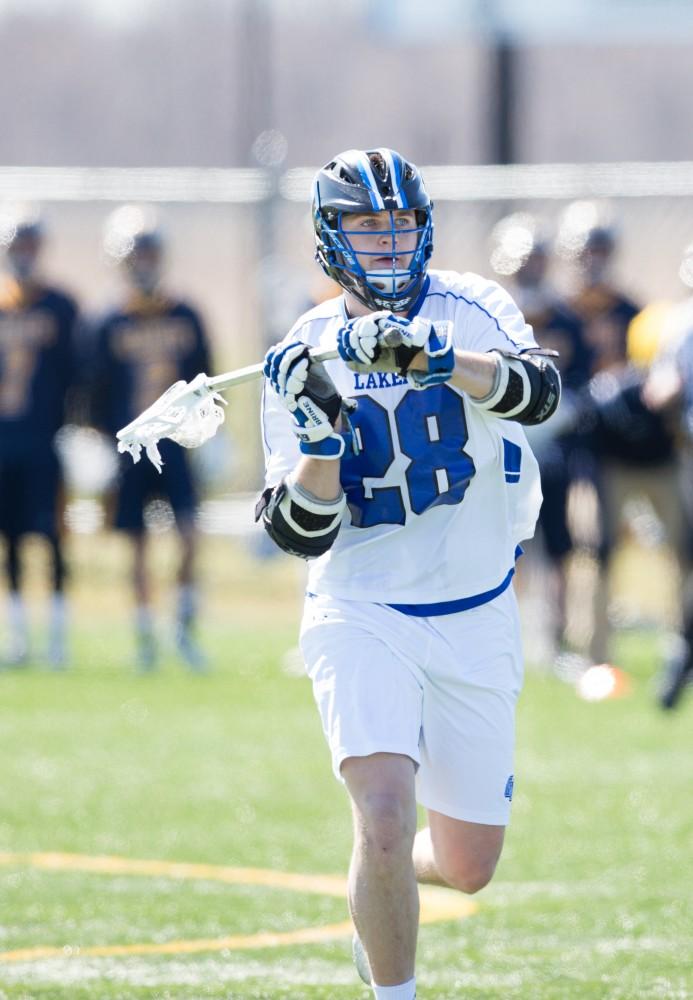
[{"left": 116, "top": 347, "right": 340, "bottom": 472}]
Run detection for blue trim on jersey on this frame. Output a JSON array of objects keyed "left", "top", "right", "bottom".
[
  {"left": 406, "top": 275, "right": 431, "bottom": 318},
  {"left": 340, "top": 279, "right": 528, "bottom": 351},
  {"left": 304, "top": 549, "right": 523, "bottom": 618},
  {"left": 503, "top": 438, "right": 522, "bottom": 483},
  {"left": 386, "top": 564, "right": 516, "bottom": 617},
  {"left": 422, "top": 288, "right": 526, "bottom": 351}
]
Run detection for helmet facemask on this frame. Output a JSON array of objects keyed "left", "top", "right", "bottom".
[
  {"left": 316, "top": 207, "right": 432, "bottom": 313},
  {"left": 312, "top": 148, "right": 434, "bottom": 314}
]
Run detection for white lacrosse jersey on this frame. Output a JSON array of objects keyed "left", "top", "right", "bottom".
[{"left": 261, "top": 269, "right": 543, "bottom": 610}]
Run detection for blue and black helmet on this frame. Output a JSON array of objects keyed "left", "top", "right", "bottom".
[{"left": 312, "top": 148, "right": 433, "bottom": 313}]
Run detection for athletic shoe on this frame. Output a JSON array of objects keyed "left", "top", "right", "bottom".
[
  {"left": 658, "top": 647, "right": 693, "bottom": 710},
  {"left": 352, "top": 932, "right": 372, "bottom": 986}
]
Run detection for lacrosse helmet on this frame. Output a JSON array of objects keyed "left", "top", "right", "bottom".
[
  {"left": 312, "top": 148, "right": 433, "bottom": 313},
  {"left": 0, "top": 203, "right": 44, "bottom": 281},
  {"left": 103, "top": 204, "right": 164, "bottom": 293}
]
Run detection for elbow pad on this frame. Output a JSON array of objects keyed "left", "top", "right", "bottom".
[
  {"left": 254, "top": 476, "right": 346, "bottom": 559},
  {"left": 472, "top": 351, "right": 561, "bottom": 425}
]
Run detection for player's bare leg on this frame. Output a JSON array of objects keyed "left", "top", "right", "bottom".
[
  {"left": 131, "top": 531, "right": 157, "bottom": 671},
  {"left": 413, "top": 811, "right": 505, "bottom": 892},
  {"left": 174, "top": 518, "right": 206, "bottom": 671},
  {"left": 342, "top": 753, "right": 418, "bottom": 995}
]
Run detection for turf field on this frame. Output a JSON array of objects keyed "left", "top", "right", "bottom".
[{"left": 0, "top": 534, "right": 691, "bottom": 999}]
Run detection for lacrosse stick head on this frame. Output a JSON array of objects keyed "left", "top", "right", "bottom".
[{"left": 116, "top": 373, "right": 226, "bottom": 472}]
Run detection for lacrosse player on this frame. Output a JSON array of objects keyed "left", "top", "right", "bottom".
[
  {"left": 489, "top": 212, "right": 592, "bottom": 666},
  {"left": 556, "top": 201, "right": 684, "bottom": 664},
  {"left": 90, "top": 206, "right": 212, "bottom": 671},
  {"left": 641, "top": 243, "right": 693, "bottom": 709},
  {"left": 258, "top": 149, "right": 560, "bottom": 999},
  {"left": 0, "top": 204, "right": 78, "bottom": 667}
]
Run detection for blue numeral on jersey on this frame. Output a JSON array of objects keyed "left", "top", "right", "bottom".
[
  {"left": 341, "top": 386, "right": 475, "bottom": 528},
  {"left": 396, "top": 387, "right": 475, "bottom": 515},
  {"left": 340, "top": 396, "right": 406, "bottom": 528}
]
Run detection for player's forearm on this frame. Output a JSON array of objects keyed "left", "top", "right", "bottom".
[
  {"left": 411, "top": 346, "right": 560, "bottom": 425},
  {"left": 292, "top": 453, "right": 343, "bottom": 502},
  {"left": 408, "top": 348, "right": 498, "bottom": 399},
  {"left": 448, "top": 350, "right": 499, "bottom": 399},
  {"left": 290, "top": 408, "right": 345, "bottom": 501}
]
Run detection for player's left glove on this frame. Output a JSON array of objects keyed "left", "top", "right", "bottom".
[
  {"left": 264, "top": 341, "right": 357, "bottom": 459},
  {"left": 337, "top": 313, "right": 455, "bottom": 390},
  {"left": 383, "top": 316, "right": 455, "bottom": 389}
]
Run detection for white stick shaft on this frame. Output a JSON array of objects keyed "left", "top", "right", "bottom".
[{"left": 207, "top": 347, "right": 340, "bottom": 392}]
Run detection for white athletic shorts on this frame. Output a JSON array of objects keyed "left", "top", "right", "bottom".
[{"left": 299, "top": 586, "right": 523, "bottom": 826}]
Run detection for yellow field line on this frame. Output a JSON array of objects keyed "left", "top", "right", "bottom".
[
  {"left": 0, "top": 921, "right": 359, "bottom": 963},
  {"left": 0, "top": 851, "right": 477, "bottom": 963},
  {"left": 0, "top": 851, "right": 347, "bottom": 897}
]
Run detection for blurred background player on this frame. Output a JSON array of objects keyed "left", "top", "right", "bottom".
[
  {"left": 557, "top": 202, "right": 639, "bottom": 375},
  {"left": 642, "top": 238, "right": 693, "bottom": 708},
  {"left": 555, "top": 201, "right": 678, "bottom": 670},
  {"left": 89, "top": 205, "right": 213, "bottom": 671},
  {"left": 0, "top": 203, "right": 78, "bottom": 667},
  {"left": 490, "top": 212, "right": 592, "bottom": 664}
]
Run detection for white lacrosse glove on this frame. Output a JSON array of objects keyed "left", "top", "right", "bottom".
[
  {"left": 337, "top": 311, "right": 393, "bottom": 369},
  {"left": 264, "top": 341, "right": 357, "bottom": 459},
  {"left": 337, "top": 312, "right": 455, "bottom": 390}
]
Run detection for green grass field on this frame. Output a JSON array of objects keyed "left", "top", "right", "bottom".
[{"left": 0, "top": 535, "right": 691, "bottom": 999}]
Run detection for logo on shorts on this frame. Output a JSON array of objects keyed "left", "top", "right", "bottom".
[{"left": 504, "top": 775, "right": 514, "bottom": 801}]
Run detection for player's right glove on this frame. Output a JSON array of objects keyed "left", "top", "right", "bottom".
[
  {"left": 264, "top": 341, "right": 357, "bottom": 459},
  {"left": 337, "top": 311, "right": 391, "bottom": 369}
]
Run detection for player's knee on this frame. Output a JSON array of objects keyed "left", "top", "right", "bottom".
[
  {"left": 357, "top": 792, "right": 417, "bottom": 863},
  {"left": 438, "top": 853, "right": 499, "bottom": 894}
]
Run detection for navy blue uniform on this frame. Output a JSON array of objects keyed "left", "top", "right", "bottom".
[
  {"left": 524, "top": 300, "right": 592, "bottom": 561},
  {"left": 91, "top": 295, "right": 212, "bottom": 532},
  {"left": 570, "top": 283, "right": 639, "bottom": 374},
  {"left": 0, "top": 278, "right": 77, "bottom": 538},
  {"left": 568, "top": 285, "right": 680, "bottom": 566}
]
